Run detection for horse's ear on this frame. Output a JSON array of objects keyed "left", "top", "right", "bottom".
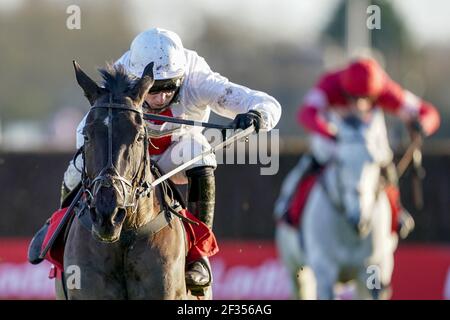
[
  {"left": 73, "top": 60, "right": 104, "bottom": 106},
  {"left": 130, "top": 62, "right": 155, "bottom": 105}
]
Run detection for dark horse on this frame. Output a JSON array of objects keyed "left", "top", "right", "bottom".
[{"left": 59, "top": 61, "right": 189, "bottom": 299}]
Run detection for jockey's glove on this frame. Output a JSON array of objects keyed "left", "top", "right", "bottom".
[{"left": 232, "top": 110, "right": 262, "bottom": 133}]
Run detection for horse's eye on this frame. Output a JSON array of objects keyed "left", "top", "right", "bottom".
[{"left": 83, "top": 135, "right": 90, "bottom": 142}]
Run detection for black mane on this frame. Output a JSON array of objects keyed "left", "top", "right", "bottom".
[{"left": 98, "top": 63, "right": 137, "bottom": 96}]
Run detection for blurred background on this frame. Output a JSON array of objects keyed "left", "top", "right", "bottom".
[{"left": 0, "top": 0, "right": 449, "bottom": 299}]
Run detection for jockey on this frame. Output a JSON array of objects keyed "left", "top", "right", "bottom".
[
  {"left": 278, "top": 57, "right": 440, "bottom": 238},
  {"left": 30, "top": 28, "right": 281, "bottom": 290}
]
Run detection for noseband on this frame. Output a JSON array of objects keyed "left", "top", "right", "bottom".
[{"left": 81, "top": 95, "right": 152, "bottom": 214}]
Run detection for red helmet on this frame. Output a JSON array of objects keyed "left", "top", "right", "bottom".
[{"left": 340, "top": 58, "right": 384, "bottom": 98}]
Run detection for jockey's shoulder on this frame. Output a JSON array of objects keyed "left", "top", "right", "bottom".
[
  {"left": 183, "top": 49, "right": 211, "bottom": 75},
  {"left": 313, "top": 69, "right": 348, "bottom": 105},
  {"left": 317, "top": 68, "right": 345, "bottom": 89}
]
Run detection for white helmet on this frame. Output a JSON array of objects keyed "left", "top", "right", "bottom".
[{"left": 127, "top": 28, "right": 186, "bottom": 80}]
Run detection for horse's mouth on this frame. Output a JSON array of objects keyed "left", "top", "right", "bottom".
[{"left": 92, "top": 227, "right": 121, "bottom": 243}]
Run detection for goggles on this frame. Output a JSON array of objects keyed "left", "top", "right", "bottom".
[{"left": 148, "top": 77, "right": 183, "bottom": 94}]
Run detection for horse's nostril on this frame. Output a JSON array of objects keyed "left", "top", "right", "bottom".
[{"left": 113, "top": 208, "right": 126, "bottom": 225}]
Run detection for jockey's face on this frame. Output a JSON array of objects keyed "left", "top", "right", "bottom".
[
  {"left": 144, "top": 90, "right": 176, "bottom": 112},
  {"left": 350, "top": 97, "right": 372, "bottom": 112}
]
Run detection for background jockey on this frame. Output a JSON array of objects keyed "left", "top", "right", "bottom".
[
  {"left": 277, "top": 57, "right": 440, "bottom": 239},
  {"left": 29, "top": 28, "right": 281, "bottom": 290}
]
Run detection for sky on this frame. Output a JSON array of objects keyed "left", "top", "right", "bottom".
[
  {"left": 393, "top": 0, "right": 450, "bottom": 46},
  {"left": 125, "top": 0, "right": 450, "bottom": 47},
  {"left": 1, "top": 0, "right": 450, "bottom": 47},
  {"left": 125, "top": 0, "right": 341, "bottom": 44}
]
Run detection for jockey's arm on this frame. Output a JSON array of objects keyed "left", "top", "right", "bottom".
[
  {"left": 376, "top": 78, "right": 441, "bottom": 136},
  {"left": 297, "top": 88, "right": 337, "bottom": 140},
  {"left": 62, "top": 114, "right": 87, "bottom": 192},
  {"left": 75, "top": 113, "right": 87, "bottom": 149},
  {"left": 188, "top": 53, "right": 281, "bottom": 131}
]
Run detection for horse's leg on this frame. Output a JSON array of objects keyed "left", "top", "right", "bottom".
[
  {"left": 362, "top": 246, "right": 395, "bottom": 300},
  {"left": 311, "top": 259, "right": 337, "bottom": 300},
  {"left": 54, "top": 276, "right": 66, "bottom": 300},
  {"left": 302, "top": 185, "right": 338, "bottom": 300},
  {"left": 275, "top": 222, "right": 306, "bottom": 299},
  {"left": 355, "top": 267, "right": 393, "bottom": 300},
  {"left": 354, "top": 272, "right": 375, "bottom": 300},
  {"left": 357, "top": 193, "right": 396, "bottom": 300},
  {"left": 297, "top": 266, "right": 317, "bottom": 300}
]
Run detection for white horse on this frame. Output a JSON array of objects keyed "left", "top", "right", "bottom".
[{"left": 276, "top": 110, "right": 398, "bottom": 299}]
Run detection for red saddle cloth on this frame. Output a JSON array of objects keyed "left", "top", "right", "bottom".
[
  {"left": 285, "top": 172, "right": 320, "bottom": 227},
  {"left": 42, "top": 207, "right": 219, "bottom": 277},
  {"left": 42, "top": 207, "right": 68, "bottom": 273}
]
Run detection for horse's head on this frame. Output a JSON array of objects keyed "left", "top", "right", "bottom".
[
  {"left": 73, "top": 61, "right": 155, "bottom": 242},
  {"left": 331, "top": 113, "right": 383, "bottom": 237}
]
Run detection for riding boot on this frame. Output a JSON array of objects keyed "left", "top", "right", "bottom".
[
  {"left": 185, "top": 256, "right": 213, "bottom": 293},
  {"left": 186, "top": 166, "right": 215, "bottom": 229},
  {"left": 184, "top": 166, "right": 215, "bottom": 290}
]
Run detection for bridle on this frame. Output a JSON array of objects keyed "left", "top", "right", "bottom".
[{"left": 81, "top": 94, "right": 152, "bottom": 215}]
